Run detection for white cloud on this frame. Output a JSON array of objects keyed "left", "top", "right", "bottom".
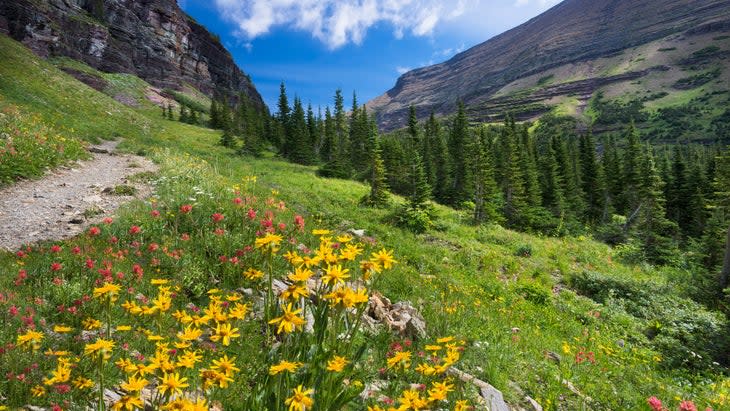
[
  {"left": 212, "top": 0, "right": 469, "bottom": 49},
  {"left": 396, "top": 66, "right": 411, "bottom": 74}
]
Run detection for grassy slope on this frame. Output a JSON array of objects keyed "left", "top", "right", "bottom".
[{"left": 0, "top": 34, "right": 728, "bottom": 410}]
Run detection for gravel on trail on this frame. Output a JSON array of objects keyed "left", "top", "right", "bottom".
[{"left": 0, "top": 140, "right": 157, "bottom": 251}]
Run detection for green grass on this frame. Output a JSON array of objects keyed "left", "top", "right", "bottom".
[{"left": 1, "top": 33, "right": 729, "bottom": 410}]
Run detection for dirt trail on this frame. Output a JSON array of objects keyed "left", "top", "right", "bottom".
[{"left": 0, "top": 140, "right": 157, "bottom": 251}]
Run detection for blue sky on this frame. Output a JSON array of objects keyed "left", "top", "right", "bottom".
[{"left": 180, "top": 0, "right": 562, "bottom": 112}]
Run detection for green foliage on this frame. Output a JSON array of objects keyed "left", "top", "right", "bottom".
[
  {"left": 591, "top": 92, "right": 648, "bottom": 125},
  {"left": 0, "top": 104, "right": 89, "bottom": 186},
  {"left": 673, "top": 69, "right": 721, "bottom": 90}
]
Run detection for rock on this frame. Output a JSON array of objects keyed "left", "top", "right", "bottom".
[
  {"left": 365, "top": 293, "right": 427, "bottom": 339},
  {"left": 83, "top": 195, "right": 103, "bottom": 203},
  {"left": 0, "top": 0, "right": 263, "bottom": 107},
  {"left": 448, "top": 367, "right": 511, "bottom": 411},
  {"left": 88, "top": 146, "right": 111, "bottom": 154},
  {"left": 348, "top": 228, "right": 366, "bottom": 237},
  {"left": 69, "top": 217, "right": 84, "bottom": 224}
]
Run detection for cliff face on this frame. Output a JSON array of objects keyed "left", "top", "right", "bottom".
[
  {"left": 367, "top": 0, "right": 730, "bottom": 130},
  {"left": 0, "top": 0, "right": 264, "bottom": 108}
]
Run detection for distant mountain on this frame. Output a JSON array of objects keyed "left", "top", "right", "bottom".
[
  {"left": 367, "top": 0, "right": 730, "bottom": 135},
  {"left": 0, "top": 0, "right": 264, "bottom": 108}
]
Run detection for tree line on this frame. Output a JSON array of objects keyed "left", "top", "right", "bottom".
[{"left": 206, "top": 83, "right": 730, "bottom": 305}]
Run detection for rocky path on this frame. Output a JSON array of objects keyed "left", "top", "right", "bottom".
[{"left": 0, "top": 140, "right": 157, "bottom": 251}]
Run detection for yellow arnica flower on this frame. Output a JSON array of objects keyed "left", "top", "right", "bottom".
[
  {"left": 269, "top": 360, "right": 302, "bottom": 375},
  {"left": 83, "top": 318, "right": 102, "bottom": 330},
  {"left": 112, "top": 395, "right": 144, "bottom": 411},
  {"left": 398, "top": 390, "right": 428, "bottom": 410},
  {"left": 311, "top": 229, "right": 330, "bottom": 236},
  {"left": 210, "top": 322, "right": 240, "bottom": 346},
  {"left": 280, "top": 284, "right": 309, "bottom": 301},
  {"left": 454, "top": 400, "right": 471, "bottom": 411},
  {"left": 72, "top": 376, "right": 94, "bottom": 390},
  {"left": 387, "top": 350, "right": 411, "bottom": 370},
  {"left": 371, "top": 248, "right": 397, "bottom": 269},
  {"left": 427, "top": 381, "right": 453, "bottom": 402},
  {"left": 84, "top": 338, "right": 115, "bottom": 361},
  {"left": 326, "top": 356, "right": 349, "bottom": 372},
  {"left": 285, "top": 385, "right": 314, "bottom": 411},
  {"left": 268, "top": 303, "right": 306, "bottom": 334},
  {"left": 212, "top": 354, "right": 240, "bottom": 376},
  {"left": 120, "top": 376, "right": 148, "bottom": 392},
  {"left": 158, "top": 372, "right": 189, "bottom": 397},
  {"left": 288, "top": 267, "right": 314, "bottom": 282},
  {"left": 93, "top": 282, "right": 122, "bottom": 301},
  {"left": 255, "top": 233, "right": 283, "bottom": 250},
  {"left": 322, "top": 264, "right": 350, "bottom": 286},
  {"left": 30, "top": 385, "right": 46, "bottom": 397},
  {"left": 16, "top": 330, "right": 44, "bottom": 351},
  {"left": 243, "top": 268, "right": 264, "bottom": 280},
  {"left": 177, "top": 325, "right": 203, "bottom": 342},
  {"left": 53, "top": 325, "right": 73, "bottom": 333}
]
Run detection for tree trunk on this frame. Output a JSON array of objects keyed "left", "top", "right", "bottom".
[{"left": 720, "top": 225, "right": 730, "bottom": 289}]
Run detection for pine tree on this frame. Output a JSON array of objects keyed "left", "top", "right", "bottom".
[
  {"left": 496, "top": 116, "right": 528, "bottom": 227},
  {"left": 363, "top": 139, "right": 389, "bottom": 207},
  {"left": 539, "top": 140, "right": 566, "bottom": 219},
  {"left": 633, "top": 146, "right": 678, "bottom": 264},
  {"left": 167, "top": 104, "right": 173, "bottom": 120},
  {"left": 470, "top": 128, "right": 500, "bottom": 224},
  {"left": 408, "top": 105, "right": 419, "bottom": 148},
  {"left": 424, "top": 111, "right": 451, "bottom": 203},
  {"left": 579, "top": 130, "right": 605, "bottom": 224},
  {"left": 622, "top": 121, "right": 643, "bottom": 214},
  {"left": 518, "top": 126, "right": 542, "bottom": 209},
  {"left": 334, "top": 89, "right": 349, "bottom": 171},
  {"left": 287, "top": 97, "right": 314, "bottom": 165},
  {"left": 553, "top": 135, "right": 584, "bottom": 220},
  {"left": 448, "top": 101, "right": 471, "bottom": 206},
  {"left": 179, "top": 104, "right": 188, "bottom": 123},
  {"left": 209, "top": 99, "right": 220, "bottom": 128},
  {"left": 602, "top": 135, "right": 622, "bottom": 214},
  {"left": 161, "top": 104, "right": 166, "bottom": 118},
  {"left": 666, "top": 146, "right": 693, "bottom": 237},
  {"left": 409, "top": 152, "right": 431, "bottom": 210},
  {"left": 320, "top": 106, "right": 336, "bottom": 162},
  {"left": 189, "top": 110, "right": 198, "bottom": 125},
  {"left": 276, "top": 82, "right": 291, "bottom": 156}
]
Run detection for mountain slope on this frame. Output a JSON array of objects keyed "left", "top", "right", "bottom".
[
  {"left": 0, "top": 0, "right": 263, "bottom": 107},
  {"left": 368, "top": 0, "right": 730, "bottom": 131}
]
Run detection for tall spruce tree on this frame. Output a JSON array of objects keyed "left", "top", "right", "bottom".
[
  {"left": 448, "top": 101, "right": 471, "bottom": 206},
  {"left": 602, "top": 135, "right": 623, "bottom": 214},
  {"left": 470, "top": 128, "right": 500, "bottom": 224},
  {"left": 363, "top": 138, "right": 389, "bottom": 207},
  {"left": 409, "top": 152, "right": 431, "bottom": 210},
  {"left": 622, "top": 121, "right": 643, "bottom": 214},
  {"left": 633, "top": 146, "right": 678, "bottom": 264},
  {"left": 579, "top": 130, "right": 605, "bottom": 224},
  {"left": 497, "top": 116, "right": 528, "bottom": 227},
  {"left": 424, "top": 111, "right": 451, "bottom": 203}
]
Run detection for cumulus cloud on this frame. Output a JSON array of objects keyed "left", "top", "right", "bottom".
[{"left": 213, "top": 0, "right": 468, "bottom": 49}]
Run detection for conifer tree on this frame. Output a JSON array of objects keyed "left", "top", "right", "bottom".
[
  {"left": 579, "top": 130, "right": 605, "bottom": 224},
  {"left": 161, "top": 104, "right": 166, "bottom": 118},
  {"left": 622, "top": 121, "right": 643, "bottom": 214},
  {"left": 666, "top": 146, "right": 693, "bottom": 237},
  {"left": 363, "top": 139, "right": 389, "bottom": 207},
  {"left": 408, "top": 105, "right": 419, "bottom": 148},
  {"left": 539, "top": 140, "right": 565, "bottom": 219},
  {"left": 633, "top": 146, "right": 678, "bottom": 264},
  {"left": 287, "top": 97, "right": 314, "bottom": 165},
  {"left": 179, "top": 104, "right": 188, "bottom": 123},
  {"left": 409, "top": 152, "right": 431, "bottom": 210},
  {"left": 334, "top": 89, "right": 349, "bottom": 168},
  {"left": 209, "top": 99, "right": 220, "bottom": 128},
  {"left": 320, "top": 107, "right": 336, "bottom": 162},
  {"left": 602, "top": 135, "right": 622, "bottom": 214},
  {"left": 424, "top": 111, "right": 451, "bottom": 203},
  {"left": 496, "top": 116, "right": 528, "bottom": 227},
  {"left": 167, "top": 104, "right": 173, "bottom": 120},
  {"left": 448, "top": 101, "right": 471, "bottom": 206},
  {"left": 518, "top": 126, "right": 543, "bottom": 210},
  {"left": 470, "top": 128, "right": 500, "bottom": 224}
]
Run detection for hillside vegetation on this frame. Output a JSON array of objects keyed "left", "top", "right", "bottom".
[{"left": 1, "top": 34, "right": 730, "bottom": 411}]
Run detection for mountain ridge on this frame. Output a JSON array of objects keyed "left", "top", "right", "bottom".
[
  {"left": 0, "top": 0, "right": 264, "bottom": 108},
  {"left": 368, "top": 0, "right": 730, "bottom": 131}
]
